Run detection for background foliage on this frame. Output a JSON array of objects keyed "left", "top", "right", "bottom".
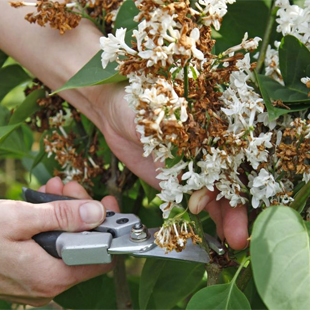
[{"left": 1, "top": 0, "right": 310, "bottom": 309}]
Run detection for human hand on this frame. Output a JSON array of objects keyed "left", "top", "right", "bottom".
[
  {"left": 91, "top": 84, "right": 248, "bottom": 250},
  {"left": 0, "top": 177, "right": 119, "bottom": 306},
  {"left": 189, "top": 188, "right": 249, "bottom": 250}
]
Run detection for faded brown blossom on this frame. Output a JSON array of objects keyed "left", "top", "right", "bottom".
[
  {"left": 154, "top": 220, "right": 201, "bottom": 253},
  {"left": 44, "top": 130, "right": 105, "bottom": 186},
  {"left": 11, "top": 0, "right": 82, "bottom": 34},
  {"left": 24, "top": 79, "right": 79, "bottom": 132}
]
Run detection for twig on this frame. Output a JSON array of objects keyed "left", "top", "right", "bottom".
[
  {"left": 113, "top": 256, "right": 133, "bottom": 310},
  {"left": 205, "top": 263, "right": 221, "bottom": 286},
  {"left": 256, "top": 0, "right": 277, "bottom": 73},
  {"left": 106, "top": 153, "right": 133, "bottom": 310}
]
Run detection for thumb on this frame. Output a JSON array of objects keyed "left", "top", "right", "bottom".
[{"left": 3, "top": 200, "right": 106, "bottom": 240}]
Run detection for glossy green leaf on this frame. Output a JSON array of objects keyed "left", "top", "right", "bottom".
[
  {"left": 186, "top": 283, "right": 251, "bottom": 310},
  {"left": 54, "top": 275, "right": 116, "bottom": 309},
  {"left": 279, "top": 35, "right": 310, "bottom": 91},
  {"left": 0, "top": 64, "right": 30, "bottom": 102},
  {"left": 0, "top": 123, "right": 22, "bottom": 144},
  {"left": 256, "top": 72, "right": 308, "bottom": 120},
  {"left": 139, "top": 259, "right": 204, "bottom": 310},
  {"left": 251, "top": 206, "right": 310, "bottom": 310},
  {"left": 0, "top": 50, "right": 8, "bottom": 68},
  {"left": 114, "top": 0, "right": 139, "bottom": 45},
  {"left": 257, "top": 74, "right": 310, "bottom": 103},
  {"left": 9, "top": 89, "right": 45, "bottom": 124},
  {"left": 52, "top": 52, "right": 127, "bottom": 94},
  {"left": 215, "top": 0, "right": 270, "bottom": 53}
]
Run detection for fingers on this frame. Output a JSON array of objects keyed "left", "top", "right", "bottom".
[
  {"left": 62, "top": 181, "right": 92, "bottom": 199},
  {"left": 0, "top": 239, "right": 114, "bottom": 307},
  {"left": 205, "top": 200, "right": 224, "bottom": 240},
  {"left": 45, "top": 177, "right": 64, "bottom": 195},
  {"left": 189, "top": 187, "right": 249, "bottom": 250},
  {"left": 188, "top": 187, "right": 218, "bottom": 214},
  {"left": 220, "top": 199, "right": 249, "bottom": 250},
  {"left": 0, "top": 199, "right": 106, "bottom": 239},
  {"left": 38, "top": 177, "right": 91, "bottom": 199},
  {"left": 101, "top": 195, "right": 120, "bottom": 213}
]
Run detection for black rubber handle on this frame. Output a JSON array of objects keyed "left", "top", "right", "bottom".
[
  {"left": 22, "top": 188, "right": 74, "bottom": 258},
  {"left": 22, "top": 187, "right": 74, "bottom": 203},
  {"left": 33, "top": 231, "right": 63, "bottom": 258}
]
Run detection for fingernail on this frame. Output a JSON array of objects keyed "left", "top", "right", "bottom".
[
  {"left": 196, "top": 195, "right": 210, "bottom": 213},
  {"left": 79, "top": 201, "right": 104, "bottom": 224}
]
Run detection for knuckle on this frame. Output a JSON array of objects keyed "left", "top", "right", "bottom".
[
  {"left": 52, "top": 201, "right": 75, "bottom": 230},
  {"left": 0, "top": 200, "right": 20, "bottom": 225}
]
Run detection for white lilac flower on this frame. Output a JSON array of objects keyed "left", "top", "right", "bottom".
[
  {"left": 197, "top": 148, "right": 228, "bottom": 191},
  {"left": 222, "top": 33, "right": 261, "bottom": 56},
  {"left": 303, "top": 172, "right": 310, "bottom": 183},
  {"left": 195, "top": 0, "right": 236, "bottom": 30},
  {"left": 216, "top": 173, "right": 247, "bottom": 207},
  {"left": 264, "top": 43, "right": 283, "bottom": 84},
  {"left": 157, "top": 161, "right": 188, "bottom": 180},
  {"left": 249, "top": 169, "right": 282, "bottom": 208},
  {"left": 257, "top": 112, "right": 277, "bottom": 130},
  {"left": 159, "top": 202, "right": 182, "bottom": 219},
  {"left": 276, "top": 0, "right": 310, "bottom": 47},
  {"left": 182, "top": 161, "right": 204, "bottom": 192},
  {"left": 301, "top": 77, "right": 310, "bottom": 87},
  {"left": 158, "top": 176, "right": 184, "bottom": 204},
  {"left": 244, "top": 133, "right": 273, "bottom": 169},
  {"left": 100, "top": 28, "right": 137, "bottom": 69}
]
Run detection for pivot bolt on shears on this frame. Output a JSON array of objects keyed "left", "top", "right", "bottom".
[{"left": 23, "top": 187, "right": 225, "bottom": 266}]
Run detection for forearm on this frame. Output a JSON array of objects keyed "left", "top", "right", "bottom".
[{"left": 0, "top": 1, "right": 104, "bottom": 124}]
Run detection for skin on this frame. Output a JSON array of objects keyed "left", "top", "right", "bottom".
[
  {"left": 0, "top": 177, "right": 120, "bottom": 306},
  {"left": 0, "top": 0, "right": 248, "bottom": 304}
]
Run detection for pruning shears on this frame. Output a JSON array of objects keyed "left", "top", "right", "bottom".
[{"left": 23, "top": 188, "right": 225, "bottom": 266}]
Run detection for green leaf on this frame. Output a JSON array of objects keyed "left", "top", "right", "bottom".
[
  {"left": 140, "top": 179, "right": 159, "bottom": 202},
  {"left": 290, "top": 181, "right": 310, "bottom": 212},
  {"left": 279, "top": 35, "right": 310, "bottom": 92},
  {"left": 244, "top": 277, "right": 267, "bottom": 310},
  {"left": 215, "top": 0, "right": 270, "bottom": 53},
  {"left": 0, "top": 50, "right": 8, "bottom": 68},
  {"left": 0, "top": 300, "right": 11, "bottom": 310},
  {"left": 165, "top": 148, "right": 184, "bottom": 168},
  {"left": 0, "top": 64, "right": 30, "bottom": 103},
  {"left": 9, "top": 89, "right": 45, "bottom": 124},
  {"left": 186, "top": 283, "right": 251, "bottom": 310},
  {"left": 0, "top": 126, "right": 33, "bottom": 158},
  {"left": 256, "top": 72, "right": 308, "bottom": 120},
  {"left": 258, "top": 74, "right": 310, "bottom": 104},
  {"left": 114, "top": 0, "right": 139, "bottom": 45},
  {"left": 139, "top": 259, "right": 205, "bottom": 310},
  {"left": 0, "top": 123, "right": 22, "bottom": 144},
  {"left": 251, "top": 206, "right": 310, "bottom": 310},
  {"left": 54, "top": 275, "right": 116, "bottom": 309},
  {"left": 52, "top": 52, "right": 127, "bottom": 94}
]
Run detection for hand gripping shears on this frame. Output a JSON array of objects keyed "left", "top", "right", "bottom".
[{"left": 23, "top": 188, "right": 225, "bottom": 266}]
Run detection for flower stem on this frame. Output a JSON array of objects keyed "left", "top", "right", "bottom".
[
  {"left": 183, "top": 65, "right": 189, "bottom": 101},
  {"left": 188, "top": 212, "right": 210, "bottom": 254},
  {"left": 183, "top": 194, "right": 209, "bottom": 253},
  {"left": 256, "top": 0, "right": 277, "bottom": 73}
]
